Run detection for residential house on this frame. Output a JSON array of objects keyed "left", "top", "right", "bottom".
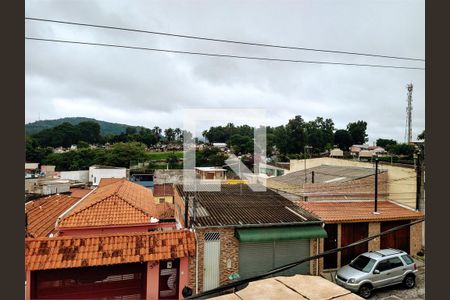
[
  {"left": 174, "top": 184, "right": 327, "bottom": 293},
  {"left": 267, "top": 165, "right": 388, "bottom": 201},
  {"left": 25, "top": 179, "right": 71, "bottom": 196},
  {"left": 329, "top": 148, "right": 344, "bottom": 158},
  {"left": 296, "top": 201, "right": 424, "bottom": 272},
  {"left": 25, "top": 163, "right": 40, "bottom": 178},
  {"left": 212, "top": 143, "right": 227, "bottom": 151},
  {"left": 195, "top": 167, "right": 227, "bottom": 180},
  {"left": 25, "top": 178, "right": 195, "bottom": 300},
  {"left": 258, "top": 162, "right": 286, "bottom": 177},
  {"left": 89, "top": 165, "right": 127, "bottom": 186},
  {"left": 58, "top": 170, "right": 89, "bottom": 183},
  {"left": 154, "top": 183, "right": 175, "bottom": 204}
]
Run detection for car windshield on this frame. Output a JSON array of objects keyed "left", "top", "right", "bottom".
[{"left": 350, "top": 255, "right": 376, "bottom": 273}]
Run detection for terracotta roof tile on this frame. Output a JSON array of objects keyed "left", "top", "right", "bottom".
[
  {"left": 25, "top": 230, "right": 195, "bottom": 271},
  {"left": 99, "top": 178, "right": 124, "bottom": 187},
  {"left": 296, "top": 201, "right": 424, "bottom": 223},
  {"left": 69, "top": 188, "right": 93, "bottom": 198},
  {"left": 26, "top": 194, "right": 81, "bottom": 237},
  {"left": 58, "top": 179, "right": 173, "bottom": 228}
]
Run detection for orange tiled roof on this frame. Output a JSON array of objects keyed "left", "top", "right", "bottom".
[
  {"left": 70, "top": 188, "right": 93, "bottom": 198},
  {"left": 297, "top": 201, "right": 424, "bottom": 223},
  {"left": 25, "top": 230, "right": 195, "bottom": 271},
  {"left": 26, "top": 194, "right": 81, "bottom": 238},
  {"left": 99, "top": 178, "right": 124, "bottom": 187},
  {"left": 58, "top": 179, "right": 173, "bottom": 228}
]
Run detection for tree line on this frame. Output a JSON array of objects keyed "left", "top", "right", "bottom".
[{"left": 202, "top": 116, "right": 369, "bottom": 155}]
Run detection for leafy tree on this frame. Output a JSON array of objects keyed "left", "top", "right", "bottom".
[
  {"left": 164, "top": 128, "right": 175, "bottom": 142},
  {"left": 334, "top": 129, "right": 353, "bottom": 150},
  {"left": 105, "top": 142, "right": 147, "bottom": 168},
  {"left": 285, "top": 115, "right": 306, "bottom": 154},
  {"left": 347, "top": 121, "right": 368, "bottom": 145},
  {"left": 166, "top": 153, "right": 180, "bottom": 169},
  {"left": 385, "top": 143, "right": 415, "bottom": 156},
  {"left": 229, "top": 134, "right": 253, "bottom": 155},
  {"left": 78, "top": 121, "right": 101, "bottom": 144},
  {"left": 77, "top": 141, "right": 90, "bottom": 149},
  {"left": 376, "top": 138, "right": 397, "bottom": 148},
  {"left": 417, "top": 130, "right": 425, "bottom": 140}
]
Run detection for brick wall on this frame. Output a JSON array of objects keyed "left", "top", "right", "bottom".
[
  {"left": 173, "top": 189, "right": 186, "bottom": 227},
  {"left": 311, "top": 238, "right": 324, "bottom": 275},
  {"left": 368, "top": 222, "right": 381, "bottom": 251},
  {"left": 410, "top": 221, "right": 423, "bottom": 255},
  {"left": 187, "top": 227, "right": 239, "bottom": 293}
]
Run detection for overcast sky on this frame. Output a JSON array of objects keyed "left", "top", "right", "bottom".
[{"left": 25, "top": 0, "right": 425, "bottom": 144}]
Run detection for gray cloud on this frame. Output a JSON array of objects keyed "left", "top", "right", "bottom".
[{"left": 25, "top": 0, "right": 425, "bottom": 143}]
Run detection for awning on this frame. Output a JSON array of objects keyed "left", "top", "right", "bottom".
[{"left": 235, "top": 225, "right": 327, "bottom": 243}]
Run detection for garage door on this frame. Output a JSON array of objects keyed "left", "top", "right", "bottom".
[
  {"left": 31, "top": 263, "right": 146, "bottom": 299},
  {"left": 381, "top": 220, "right": 410, "bottom": 253},
  {"left": 239, "top": 240, "right": 310, "bottom": 279},
  {"left": 341, "top": 223, "right": 369, "bottom": 266}
]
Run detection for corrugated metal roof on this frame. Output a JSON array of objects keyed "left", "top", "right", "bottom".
[
  {"left": 176, "top": 184, "right": 321, "bottom": 227},
  {"left": 268, "top": 164, "right": 385, "bottom": 185}
]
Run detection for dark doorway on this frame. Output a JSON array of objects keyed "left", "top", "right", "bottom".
[
  {"left": 323, "top": 224, "right": 338, "bottom": 269},
  {"left": 31, "top": 263, "right": 146, "bottom": 299},
  {"left": 159, "top": 259, "right": 180, "bottom": 300},
  {"left": 341, "top": 223, "right": 369, "bottom": 266},
  {"left": 381, "top": 220, "right": 410, "bottom": 253}
]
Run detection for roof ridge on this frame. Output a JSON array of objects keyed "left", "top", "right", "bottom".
[{"left": 59, "top": 180, "right": 127, "bottom": 224}]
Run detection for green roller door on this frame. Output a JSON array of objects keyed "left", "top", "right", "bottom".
[
  {"left": 238, "top": 241, "right": 274, "bottom": 279},
  {"left": 274, "top": 239, "right": 310, "bottom": 276},
  {"left": 239, "top": 239, "right": 310, "bottom": 279}
]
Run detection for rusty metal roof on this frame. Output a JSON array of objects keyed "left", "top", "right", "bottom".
[{"left": 175, "top": 184, "right": 321, "bottom": 227}]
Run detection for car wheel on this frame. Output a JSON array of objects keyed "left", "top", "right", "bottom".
[
  {"left": 359, "top": 284, "right": 372, "bottom": 299},
  {"left": 404, "top": 274, "right": 416, "bottom": 289}
]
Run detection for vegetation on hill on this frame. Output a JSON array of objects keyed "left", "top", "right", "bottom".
[{"left": 25, "top": 117, "right": 139, "bottom": 136}]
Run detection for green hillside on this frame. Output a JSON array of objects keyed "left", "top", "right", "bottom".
[{"left": 25, "top": 117, "right": 141, "bottom": 136}]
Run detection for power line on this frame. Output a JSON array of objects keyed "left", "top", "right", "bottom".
[
  {"left": 187, "top": 218, "right": 424, "bottom": 299},
  {"left": 25, "top": 37, "right": 425, "bottom": 70},
  {"left": 25, "top": 17, "right": 425, "bottom": 62}
]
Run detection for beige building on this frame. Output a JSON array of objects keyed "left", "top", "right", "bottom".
[{"left": 288, "top": 157, "right": 418, "bottom": 209}]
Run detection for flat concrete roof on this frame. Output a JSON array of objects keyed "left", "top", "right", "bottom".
[{"left": 212, "top": 275, "right": 363, "bottom": 300}]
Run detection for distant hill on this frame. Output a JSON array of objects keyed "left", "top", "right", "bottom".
[{"left": 25, "top": 117, "right": 141, "bottom": 136}]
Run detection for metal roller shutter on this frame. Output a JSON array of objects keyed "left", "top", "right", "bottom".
[
  {"left": 239, "top": 240, "right": 310, "bottom": 279},
  {"left": 274, "top": 239, "right": 310, "bottom": 276},
  {"left": 239, "top": 242, "right": 274, "bottom": 279}
]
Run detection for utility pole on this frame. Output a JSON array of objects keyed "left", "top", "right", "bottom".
[
  {"left": 374, "top": 158, "right": 379, "bottom": 214},
  {"left": 415, "top": 145, "right": 424, "bottom": 211},
  {"left": 405, "top": 83, "right": 413, "bottom": 144}
]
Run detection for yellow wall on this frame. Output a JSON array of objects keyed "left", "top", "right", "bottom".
[{"left": 288, "top": 158, "right": 417, "bottom": 208}]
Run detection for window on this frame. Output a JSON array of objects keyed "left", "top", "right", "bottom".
[
  {"left": 375, "top": 259, "right": 391, "bottom": 272},
  {"left": 401, "top": 254, "right": 414, "bottom": 265},
  {"left": 388, "top": 257, "right": 404, "bottom": 269},
  {"left": 350, "top": 255, "right": 376, "bottom": 273},
  {"left": 159, "top": 198, "right": 165, "bottom": 204},
  {"left": 375, "top": 257, "right": 404, "bottom": 272}
]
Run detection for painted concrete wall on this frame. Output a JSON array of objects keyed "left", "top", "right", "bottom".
[
  {"left": 289, "top": 158, "right": 417, "bottom": 208},
  {"left": 89, "top": 167, "right": 127, "bottom": 186},
  {"left": 59, "top": 170, "right": 89, "bottom": 183}
]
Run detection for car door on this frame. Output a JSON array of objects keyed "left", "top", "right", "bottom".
[
  {"left": 371, "top": 259, "right": 391, "bottom": 289},
  {"left": 386, "top": 257, "right": 406, "bottom": 284}
]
